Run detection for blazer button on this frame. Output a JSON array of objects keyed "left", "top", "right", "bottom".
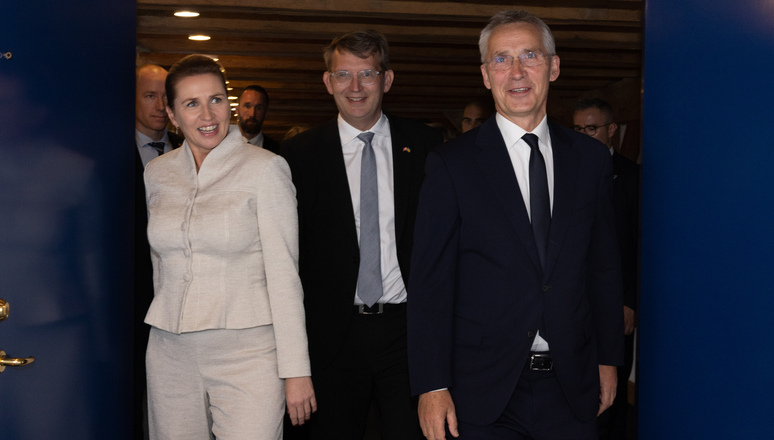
[
  {"left": 542, "top": 285, "right": 550, "bottom": 292},
  {"left": 527, "top": 331, "right": 535, "bottom": 338},
  {"left": 183, "top": 273, "right": 191, "bottom": 282}
]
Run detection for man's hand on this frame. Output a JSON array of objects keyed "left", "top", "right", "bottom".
[
  {"left": 623, "top": 306, "right": 635, "bottom": 336},
  {"left": 597, "top": 365, "right": 618, "bottom": 416},
  {"left": 285, "top": 376, "right": 317, "bottom": 426},
  {"left": 418, "top": 390, "right": 459, "bottom": 440}
]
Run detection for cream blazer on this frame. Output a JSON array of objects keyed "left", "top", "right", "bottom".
[{"left": 144, "top": 128, "right": 310, "bottom": 378}]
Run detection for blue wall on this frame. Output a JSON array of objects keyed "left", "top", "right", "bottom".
[
  {"left": 640, "top": 1, "right": 774, "bottom": 437},
  {"left": 1, "top": 1, "right": 136, "bottom": 438}
]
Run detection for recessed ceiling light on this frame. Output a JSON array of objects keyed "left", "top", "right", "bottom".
[
  {"left": 189, "top": 35, "right": 211, "bottom": 41},
  {"left": 175, "top": 11, "right": 200, "bottom": 18}
]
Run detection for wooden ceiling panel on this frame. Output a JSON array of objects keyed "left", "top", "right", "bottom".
[{"left": 137, "top": 0, "right": 643, "bottom": 139}]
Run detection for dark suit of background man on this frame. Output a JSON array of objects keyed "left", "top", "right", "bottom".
[
  {"left": 281, "top": 30, "right": 442, "bottom": 440},
  {"left": 407, "top": 10, "right": 624, "bottom": 440},
  {"left": 236, "top": 84, "right": 280, "bottom": 154},
  {"left": 573, "top": 98, "right": 640, "bottom": 440},
  {"left": 134, "top": 64, "right": 183, "bottom": 440}
]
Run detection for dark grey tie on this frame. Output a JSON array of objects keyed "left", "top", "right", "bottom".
[
  {"left": 356, "top": 132, "right": 383, "bottom": 307},
  {"left": 523, "top": 133, "right": 550, "bottom": 270},
  {"left": 148, "top": 141, "right": 165, "bottom": 156}
]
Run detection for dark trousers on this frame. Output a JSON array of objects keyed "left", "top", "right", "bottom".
[
  {"left": 298, "top": 305, "right": 421, "bottom": 440},
  {"left": 455, "top": 360, "right": 597, "bottom": 440}
]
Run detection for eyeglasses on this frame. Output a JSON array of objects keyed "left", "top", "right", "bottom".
[
  {"left": 329, "top": 70, "right": 382, "bottom": 86},
  {"left": 573, "top": 123, "right": 611, "bottom": 136},
  {"left": 485, "top": 51, "right": 549, "bottom": 71}
]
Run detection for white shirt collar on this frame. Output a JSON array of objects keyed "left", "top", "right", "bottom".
[
  {"left": 337, "top": 112, "right": 389, "bottom": 145},
  {"left": 135, "top": 129, "right": 170, "bottom": 148},
  {"left": 495, "top": 113, "right": 550, "bottom": 148},
  {"left": 244, "top": 131, "right": 264, "bottom": 147}
]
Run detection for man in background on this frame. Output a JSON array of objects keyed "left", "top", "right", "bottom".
[
  {"left": 134, "top": 63, "right": 183, "bottom": 440},
  {"left": 236, "top": 85, "right": 280, "bottom": 153},
  {"left": 135, "top": 65, "right": 183, "bottom": 166},
  {"left": 574, "top": 97, "right": 640, "bottom": 440},
  {"left": 460, "top": 97, "right": 495, "bottom": 133}
]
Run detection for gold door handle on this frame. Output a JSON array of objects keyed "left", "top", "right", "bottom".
[
  {"left": 0, "top": 299, "right": 36, "bottom": 373},
  {"left": 0, "top": 350, "right": 35, "bottom": 373}
]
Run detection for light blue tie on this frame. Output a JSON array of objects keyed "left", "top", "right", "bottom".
[{"left": 357, "top": 132, "right": 383, "bottom": 307}]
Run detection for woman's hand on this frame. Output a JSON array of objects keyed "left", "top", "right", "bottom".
[{"left": 285, "top": 376, "right": 317, "bottom": 426}]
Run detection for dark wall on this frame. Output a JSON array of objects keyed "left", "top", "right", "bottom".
[{"left": 639, "top": 1, "right": 774, "bottom": 437}]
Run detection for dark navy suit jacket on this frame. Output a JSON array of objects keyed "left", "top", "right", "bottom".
[{"left": 407, "top": 116, "right": 624, "bottom": 425}]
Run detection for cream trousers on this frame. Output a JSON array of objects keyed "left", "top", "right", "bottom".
[{"left": 147, "top": 326, "right": 284, "bottom": 440}]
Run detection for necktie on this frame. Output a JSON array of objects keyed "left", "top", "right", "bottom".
[
  {"left": 148, "top": 142, "right": 165, "bottom": 156},
  {"left": 356, "top": 132, "right": 383, "bottom": 307},
  {"left": 523, "top": 133, "right": 550, "bottom": 270}
]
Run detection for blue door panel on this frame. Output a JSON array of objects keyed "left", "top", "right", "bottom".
[{"left": 1, "top": 1, "right": 136, "bottom": 438}]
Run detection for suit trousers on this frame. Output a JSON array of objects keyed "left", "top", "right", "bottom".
[
  {"left": 455, "top": 360, "right": 597, "bottom": 440},
  {"left": 146, "top": 326, "right": 284, "bottom": 440},
  {"left": 307, "top": 305, "right": 421, "bottom": 440}
]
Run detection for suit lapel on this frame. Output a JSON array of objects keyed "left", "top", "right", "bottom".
[
  {"left": 319, "top": 120, "right": 360, "bottom": 249},
  {"left": 389, "top": 116, "right": 413, "bottom": 244},
  {"left": 542, "top": 121, "right": 581, "bottom": 281},
  {"left": 473, "top": 118, "right": 543, "bottom": 273}
]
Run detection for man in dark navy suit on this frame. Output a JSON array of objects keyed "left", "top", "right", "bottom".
[
  {"left": 408, "top": 11, "right": 624, "bottom": 440},
  {"left": 574, "top": 98, "right": 640, "bottom": 440}
]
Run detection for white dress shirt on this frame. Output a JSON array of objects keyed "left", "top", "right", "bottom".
[
  {"left": 338, "top": 113, "right": 407, "bottom": 305},
  {"left": 244, "top": 131, "right": 265, "bottom": 148},
  {"left": 496, "top": 113, "right": 554, "bottom": 352}
]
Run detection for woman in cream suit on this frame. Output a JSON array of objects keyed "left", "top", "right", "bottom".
[{"left": 144, "top": 54, "right": 315, "bottom": 439}]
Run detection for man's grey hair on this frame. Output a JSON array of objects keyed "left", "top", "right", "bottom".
[{"left": 478, "top": 10, "right": 556, "bottom": 63}]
